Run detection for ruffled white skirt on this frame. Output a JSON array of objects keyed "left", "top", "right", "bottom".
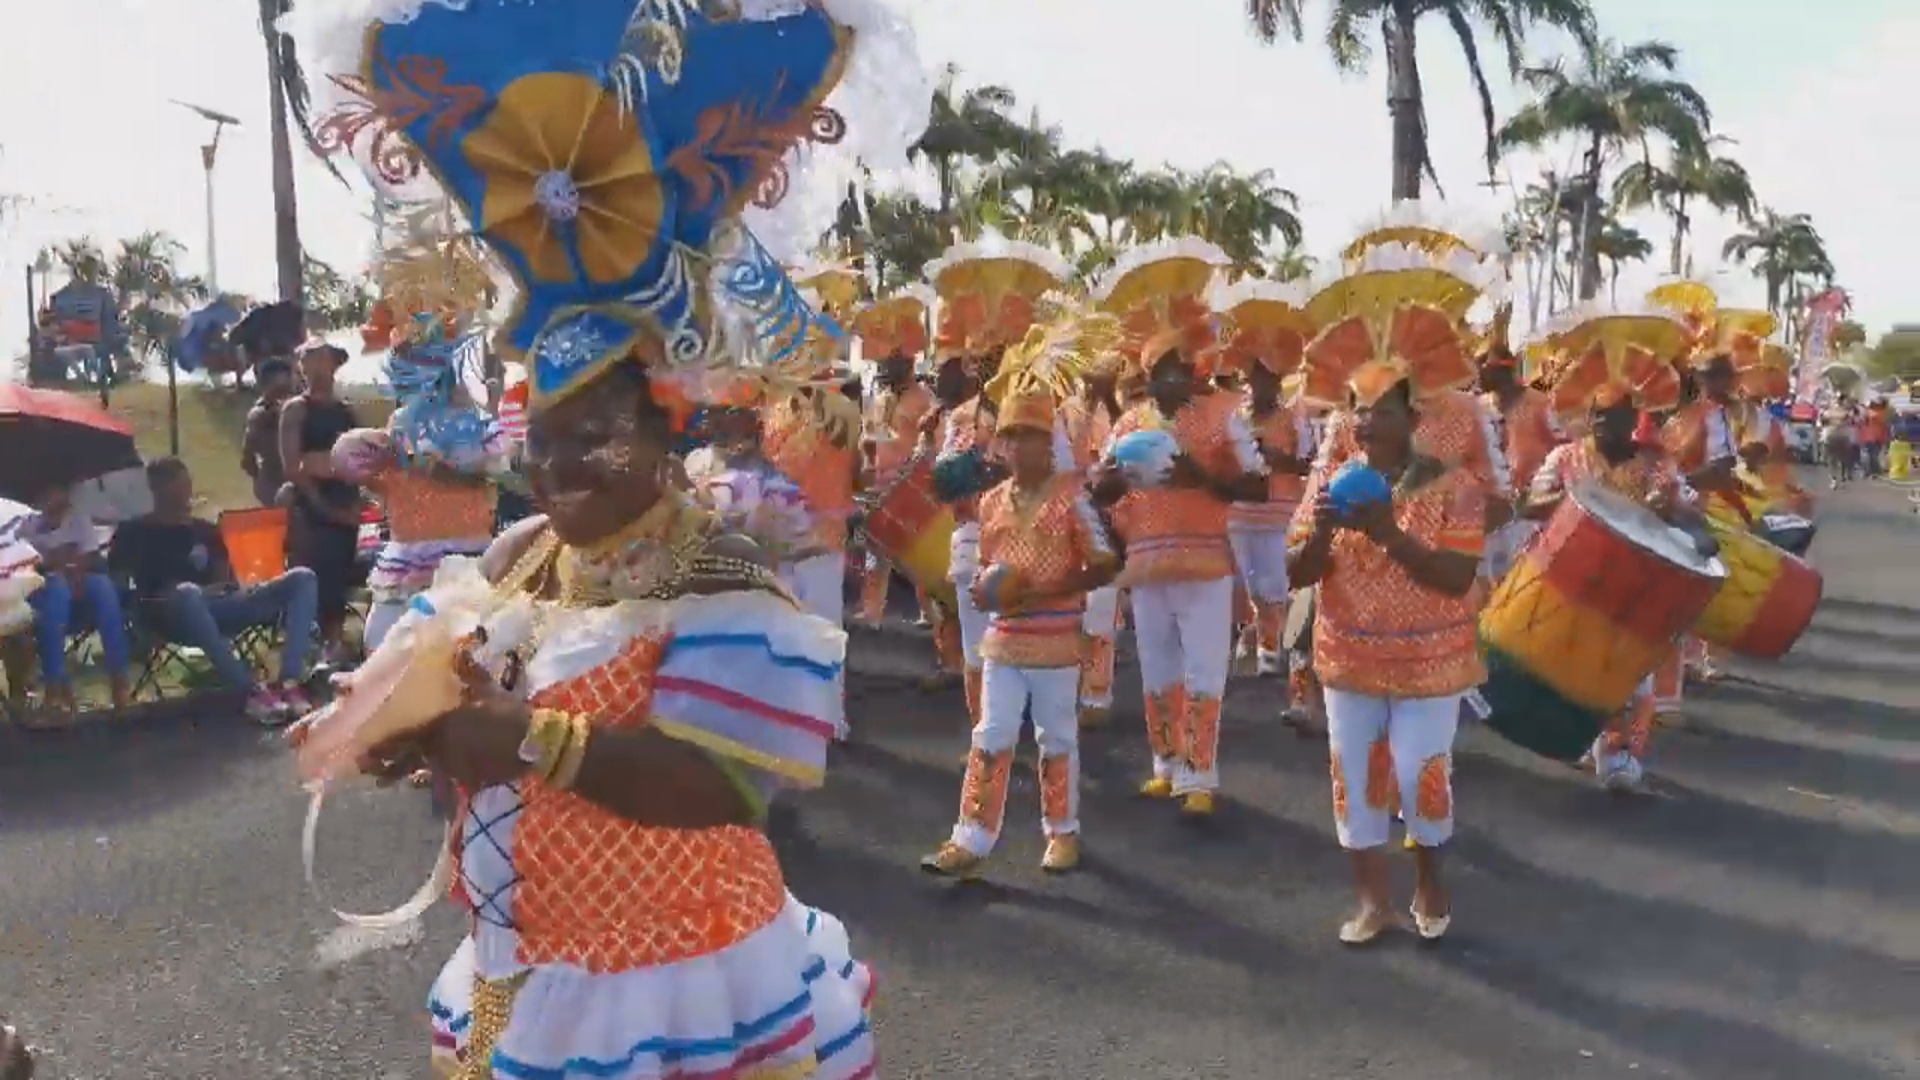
[{"left": 428, "top": 896, "right": 877, "bottom": 1079}]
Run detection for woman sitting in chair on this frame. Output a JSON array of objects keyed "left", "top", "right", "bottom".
[{"left": 21, "top": 481, "right": 130, "bottom": 716}]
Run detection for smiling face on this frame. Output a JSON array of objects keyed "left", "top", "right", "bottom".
[{"left": 523, "top": 365, "right": 674, "bottom": 547}]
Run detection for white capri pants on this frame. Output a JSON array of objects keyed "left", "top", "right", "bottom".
[
  {"left": 950, "top": 522, "right": 988, "bottom": 669},
  {"left": 1131, "top": 575, "right": 1234, "bottom": 791},
  {"left": 364, "top": 599, "right": 408, "bottom": 654},
  {"left": 782, "top": 551, "right": 846, "bottom": 627},
  {"left": 1324, "top": 687, "right": 1462, "bottom": 850},
  {"left": 950, "top": 661, "right": 1081, "bottom": 854},
  {"left": 1227, "top": 525, "right": 1290, "bottom": 603}
]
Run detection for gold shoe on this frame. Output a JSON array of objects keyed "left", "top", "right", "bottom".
[
  {"left": 919, "top": 842, "right": 986, "bottom": 880},
  {"left": 1180, "top": 791, "right": 1215, "bottom": 817},
  {"left": 1040, "top": 835, "right": 1080, "bottom": 873},
  {"left": 1138, "top": 776, "right": 1174, "bottom": 799},
  {"left": 1402, "top": 832, "right": 1418, "bottom": 852},
  {"left": 1077, "top": 705, "right": 1110, "bottom": 730}
]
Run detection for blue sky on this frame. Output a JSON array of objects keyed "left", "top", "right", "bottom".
[{"left": 1, "top": 0, "right": 1911, "bottom": 350}]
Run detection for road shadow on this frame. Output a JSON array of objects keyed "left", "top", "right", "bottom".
[{"left": 1693, "top": 677, "right": 1920, "bottom": 744}]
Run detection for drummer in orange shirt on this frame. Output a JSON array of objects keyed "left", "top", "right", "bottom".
[
  {"left": 859, "top": 349, "right": 936, "bottom": 626},
  {"left": 1060, "top": 358, "right": 1127, "bottom": 726},
  {"left": 1524, "top": 331, "right": 1700, "bottom": 792},
  {"left": 1479, "top": 343, "right": 1564, "bottom": 582},
  {"left": 1287, "top": 304, "right": 1489, "bottom": 947}
]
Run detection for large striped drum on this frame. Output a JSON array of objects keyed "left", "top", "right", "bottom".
[
  {"left": 1692, "top": 511, "right": 1822, "bottom": 659},
  {"left": 1479, "top": 482, "right": 1724, "bottom": 761},
  {"left": 861, "top": 451, "right": 956, "bottom": 606}
]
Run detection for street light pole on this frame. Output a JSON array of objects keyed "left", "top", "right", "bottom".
[{"left": 172, "top": 100, "right": 241, "bottom": 293}]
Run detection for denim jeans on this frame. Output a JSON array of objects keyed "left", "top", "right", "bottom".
[
  {"left": 29, "top": 572, "right": 129, "bottom": 684},
  {"left": 160, "top": 568, "right": 318, "bottom": 690}
]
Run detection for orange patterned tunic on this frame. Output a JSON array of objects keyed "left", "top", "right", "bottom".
[
  {"left": 975, "top": 474, "right": 1117, "bottom": 668},
  {"left": 1288, "top": 461, "right": 1488, "bottom": 698},
  {"left": 1530, "top": 437, "right": 1684, "bottom": 508},
  {"left": 1060, "top": 395, "right": 1116, "bottom": 476},
  {"left": 763, "top": 398, "right": 857, "bottom": 552},
  {"left": 1107, "top": 392, "right": 1266, "bottom": 583},
  {"left": 1228, "top": 396, "right": 1311, "bottom": 531}
]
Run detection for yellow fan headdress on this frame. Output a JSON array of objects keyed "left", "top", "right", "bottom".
[
  {"left": 362, "top": 201, "right": 500, "bottom": 354},
  {"left": 1300, "top": 243, "right": 1502, "bottom": 407},
  {"left": 850, "top": 285, "right": 934, "bottom": 363},
  {"left": 790, "top": 261, "right": 866, "bottom": 324},
  {"left": 1528, "top": 300, "right": 1690, "bottom": 419},
  {"left": 926, "top": 232, "right": 1075, "bottom": 360},
  {"left": 986, "top": 302, "right": 1123, "bottom": 434},
  {"left": 1090, "top": 237, "right": 1229, "bottom": 373},
  {"left": 1207, "top": 277, "right": 1315, "bottom": 376},
  {"left": 1342, "top": 201, "right": 1507, "bottom": 265}
]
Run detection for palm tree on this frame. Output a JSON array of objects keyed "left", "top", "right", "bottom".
[
  {"left": 301, "top": 254, "right": 376, "bottom": 332},
  {"left": 53, "top": 237, "right": 112, "bottom": 286},
  {"left": 862, "top": 194, "right": 943, "bottom": 295},
  {"left": 1612, "top": 137, "right": 1756, "bottom": 275},
  {"left": 259, "top": 0, "right": 325, "bottom": 301},
  {"left": 910, "top": 66, "right": 1023, "bottom": 235},
  {"left": 1245, "top": 0, "right": 1598, "bottom": 200},
  {"left": 1497, "top": 38, "right": 1712, "bottom": 299},
  {"left": 1589, "top": 219, "right": 1652, "bottom": 302},
  {"left": 1721, "top": 209, "right": 1833, "bottom": 320}
]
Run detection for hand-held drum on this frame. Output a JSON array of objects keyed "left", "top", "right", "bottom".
[
  {"left": 1478, "top": 482, "right": 1725, "bottom": 760},
  {"left": 1691, "top": 512, "right": 1823, "bottom": 659},
  {"left": 862, "top": 451, "right": 957, "bottom": 605}
]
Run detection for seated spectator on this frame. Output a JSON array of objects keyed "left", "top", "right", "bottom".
[
  {"left": 108, "top": 458, "right": 319, "bottom": 724},
  {"left": 22, "top": 481, "right": 130, "bottom": 713}
]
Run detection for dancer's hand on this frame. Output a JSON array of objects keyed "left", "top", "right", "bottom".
[
  {"left": 422, "top": 649, "right": 538, "bottom": 792},
  {"left": 1346, "top": 499, "right": 1401, "bottom": 544}
]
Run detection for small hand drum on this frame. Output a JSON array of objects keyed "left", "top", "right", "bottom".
[
  {"left": 974, "top": 563, "right": 1024, "bottom": 613},
  {"left": 1112, "top": 429, "right": 1178, "bottom": 488},
  {"left": 1328, "top": 461, "right": 1391, "bottom": 513}
]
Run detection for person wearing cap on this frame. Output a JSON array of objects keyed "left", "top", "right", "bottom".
[
  {"left": 279, "top": 340, "right": 364, "bottom": 666},
  {"left": 921, "top": 320, "right": 1120, "bottom": 878}
]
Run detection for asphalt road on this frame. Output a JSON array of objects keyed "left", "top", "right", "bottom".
[{"left": 3, "top": 476, "right": 1916, "bottom": 1079}]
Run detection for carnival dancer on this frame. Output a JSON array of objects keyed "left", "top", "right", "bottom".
[
  {"left": 1522, "top": 306, "right": 1698, "bottom": 790},
  {"left": 1213, "top": 278, "right": 1316, "bottom": 678},
  {"left": 335, "top": 269, "right": 508, "bottom": 653},
  {"left": 926, "top": 235, "right": 1078, "bottom": 728},
  {"left": 1477, "top": 319, "right": 1564, "bottom": 582},
  {"left": 1091, "top": 239, "right": 1268, "bottom": 816},
  {"left": 860, "top": 346, "right": 937, "bottom": 627},
  {"left": 684, "top": 404, "right": 825, "bottom": 600},
  {"left": 1061, "top": 357, "right": 1127, "bottom": 726},
  {"left": 922, "top": 311, "right": 1123, "bottom": 878},
  {"left": 283, "top": 0, "right": 929, "bottom": 1073},
  {"left": 1286, "top": 239, "right": 1503, "bottom": 944},
  {"left": 761, "top": 381, "right": 861, "bottom": 624}
]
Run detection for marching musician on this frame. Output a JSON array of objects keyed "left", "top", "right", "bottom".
[
  {"left": 1524, "top": 336, "right": 1699, "bottom": 792},
  {"left": 922, "top": 321, "right": 1120, "bottom": 879},
  {"left": 763, "top": 377, "right": 863, "bottom": 627},
  {"left": 685, "top": 404, "right": 827, "bottom": 615},
  {"left": 859, "top": 349, "right": 937, "bottom": 627},
  {"left": 1479, "top": 343, "right": 1564, "bottom": 581},
  {"left": 1228, "top": 341, "right": 1314, "bottom": 679},
  {"left": 1094, "top": 339, "right": 1268, "bottom": 817}
]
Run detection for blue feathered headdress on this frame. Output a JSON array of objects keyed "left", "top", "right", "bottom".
[{"left": 291, "top": 0, "right": 931, "bottom": 415}]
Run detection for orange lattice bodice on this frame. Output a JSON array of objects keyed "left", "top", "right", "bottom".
[
  {"left": 976, "top": 475, "right": 1109, "bottom": 666},
  {"left": 452, "top": 632, "right": 787, "bottom": 974},
  {"left": 379, "top": 468, "right": 498, "bottom": 544},
  {"left": 1230, "top": 399, "right": 1305, "bottom": 529}
]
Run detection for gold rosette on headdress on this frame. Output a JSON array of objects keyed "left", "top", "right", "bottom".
[
  {"left": 850, "top": 285, "right": 934, "bottom": 362},
  {"left": 1207, "top": 277, "right": 1314, "bottom": 376},
  {"left": 1299, "top": 243, "right": 1500, "bottom": 406},
  {"left": 926, "top": 232, "right": 1075, "bottom": 359},
  {"left": 1528, "top": 300, "right": 1690, "bottom": 419},
  {"left": 986, "top": 303, "right": 1123, "bottom": 434},
  {"left": 1089, "top": 237, "right": 1229, "bottom": 373}
]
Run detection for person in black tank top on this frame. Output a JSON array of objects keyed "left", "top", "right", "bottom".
[{"left": 280, "top": 343, "right": 363, "bottom": 662}]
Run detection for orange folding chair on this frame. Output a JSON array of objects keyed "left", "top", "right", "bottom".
[{"left": 217, "top": 507, "right": 291, "bottom": 675}]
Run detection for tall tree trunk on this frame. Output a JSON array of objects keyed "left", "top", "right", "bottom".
[
  {"left": 262, "top": 0, "right": 304, "bottom": 303},
  {"left": 1384, "top": 1, "right": 1423, "bottom": 201},
  {"left": 1575, "top": 135, "right": 1604, "bottom": 300},
  {"left": 1668, "top": 195, "right": 1688, "bottom": 277}
]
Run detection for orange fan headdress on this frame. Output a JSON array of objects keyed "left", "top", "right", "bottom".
[
  {"left": 1206, "top": 277, "right": 1314, "bottom": 376},
  {"left": 1736, "top": 341, "right": 1794, "bottom": 401},
  {"left": 1090, "top": 237, "right": 1229, "bottom": 374},
  {"left": 925, "top": 232, "right": 1074, "bottom": 360},
  {"left": 1299, "top": 243, "right": 1500, "bottom": 407},
  {"left": 1342, "top": 200, "right": 1507, "bottom": 265},
  {"left": 1529, "top": 301, "right": 1690, "bottom": 420},
  {"left": 1711, "top": 308, "right": 1779, "bottom": 370},
  {"left": 849, "top": 285, "right": 933, "bottom": 363}
]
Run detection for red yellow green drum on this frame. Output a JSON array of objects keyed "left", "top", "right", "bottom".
[
  {"left": 1479, "top": 483, "right": 1724, "bottom": 760},
  {"left": 1691, "top": 511, "right": 1822, "bottom": 659},
  {"left": 862, "top": 451, "right": 957, "bottom": 607}
]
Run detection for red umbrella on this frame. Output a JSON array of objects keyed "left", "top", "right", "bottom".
[{"left": 0, "top": 384, "right": 142, "bottom": 501}]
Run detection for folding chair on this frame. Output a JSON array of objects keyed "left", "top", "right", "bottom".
[{"left": 218, "top": 507, "right": 292, "bottom": 678}]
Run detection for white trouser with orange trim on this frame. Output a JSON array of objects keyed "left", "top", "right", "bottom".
[
  {"left": 1324, "top": 688, "right": 1461, "bottom": 850},
  {"left": 1131, "top": 575, "right": 1234, "bottom": 795},
  {"left": 949, "top": 661, "right": 1081, "bottom": 856},
  {"left": 1078, "top": 585, "right": 1122, "bottom": 709}
]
